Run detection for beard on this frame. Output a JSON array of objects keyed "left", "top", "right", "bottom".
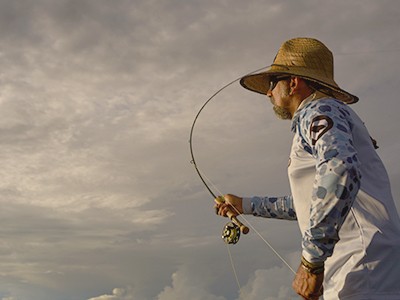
[
  {"left": 270, "top": 83, "right": 293, "bottom": 120},
  {"left": 272, "top": 105, "right": 292, "bottom": 120}
]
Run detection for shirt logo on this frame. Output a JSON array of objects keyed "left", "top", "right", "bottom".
[{"left": 310, "top": 115, "right": 334, "bottom": 145}]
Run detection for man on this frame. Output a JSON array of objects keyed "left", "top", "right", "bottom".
[{"left": 215, "top": 37, "right": 400, "bottom": 299}]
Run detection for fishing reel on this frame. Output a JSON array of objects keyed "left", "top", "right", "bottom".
[
  {"left": 222, "top": 221, "right": 241, "bottom": 244},
  {"left": 214, "top": 196, "right": 249, "bottom": 244}
]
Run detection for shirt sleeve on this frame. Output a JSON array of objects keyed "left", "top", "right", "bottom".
[
  {"left": 298, "top": 100, "right": 361, "bottom": 263},
  {"left": 242, "top": 195, "right": 297, "bottom": 220}
]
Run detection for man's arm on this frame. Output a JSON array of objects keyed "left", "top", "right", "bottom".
[
  {"left": 215, "top": 194, "right": 297, "bottom": 221},
  {"left": 299, "top": 100, "right": 361, "bottom": 264},
  {"left": 242, "top": 195, "right": 297, "bottom": 220}
]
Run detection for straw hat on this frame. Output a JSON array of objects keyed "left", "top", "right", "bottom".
[{"left": 240, "top": 37, "right": 359, "bottom": 104}]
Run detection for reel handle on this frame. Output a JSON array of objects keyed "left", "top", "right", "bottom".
[{"left": 215, "top": 196, "right": 249, "bottom": 234}]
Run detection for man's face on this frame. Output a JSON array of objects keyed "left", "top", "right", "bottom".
[{"left": 267, "top": 78, "right": 292, "bottom": 120}]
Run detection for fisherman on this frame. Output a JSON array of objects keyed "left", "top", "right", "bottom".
[{"left": 215, "top": 37, "right": 400, "bottom": 299}]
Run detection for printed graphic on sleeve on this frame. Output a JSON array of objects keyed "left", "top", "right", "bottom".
[{"left": 310, "top": 115, "right": 334, "bottom": 145}]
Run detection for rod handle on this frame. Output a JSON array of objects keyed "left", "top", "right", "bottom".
[{"left": 215, "top": 196, "right": 249, "bottom": 234}]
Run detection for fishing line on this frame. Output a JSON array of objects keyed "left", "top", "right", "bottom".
[
  {"left": 189, "top": 65, "right": 297, "bottom": 289},
  {"left": 190, "top": 46, "right": 400, "bottom": 290},
  {"left": 226, "top": 243, "right": 241, "bottom": 290},
  {"left": 198, "top": 166, "right": 296, "bottom": 275}
]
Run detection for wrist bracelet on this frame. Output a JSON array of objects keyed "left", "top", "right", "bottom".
[{"left": 301, "top": 256, "right": 325, "bottom": 274}]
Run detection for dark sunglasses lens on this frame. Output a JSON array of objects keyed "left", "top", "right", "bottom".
[
  {"left": 269, "top": 76, "right": 289, "bottom": 91},
  {"left": 269, "top": 77, "right": 278, "bottom": 91}
]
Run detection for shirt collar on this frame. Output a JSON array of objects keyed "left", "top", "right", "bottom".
[{"left": 291, "top": 91, "right": 328, "bottom": 132}]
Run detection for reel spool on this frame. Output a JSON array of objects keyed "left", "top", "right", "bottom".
[{"left": 222, "top": 222, "right": 241, "bottom": 244}]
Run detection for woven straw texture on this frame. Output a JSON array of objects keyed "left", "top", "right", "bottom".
[{"left": 240, "top": 38, "right": 358, "bottom": 104}]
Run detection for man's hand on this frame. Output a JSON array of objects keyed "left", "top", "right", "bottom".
[
  {"left": 214, "top": 194, "right": 243, "bottom": 217},
  {"left": 292, "top": 263, "right": 324, "bottom": 299}
]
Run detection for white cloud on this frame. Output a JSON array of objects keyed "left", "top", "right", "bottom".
[
  {"left": 156, "top": 266, "right": 226, "bottom": 300},
  {"left": 88, "top": 287, "right": 136, "bottom": 300},
  {"left": 234, "top": 250, "right": 300, "bottom": 300},
  {"left": 237, "top": 267, "right": 298, "bottom": 300}
]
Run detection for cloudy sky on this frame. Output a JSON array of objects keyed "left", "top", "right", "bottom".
[{"left": 1, "top": 0, "right": 400, "bottom": 299}]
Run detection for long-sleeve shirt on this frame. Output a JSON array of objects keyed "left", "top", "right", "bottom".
[{"left": 242, "top": 96, "right": 400, "bottom": 299}]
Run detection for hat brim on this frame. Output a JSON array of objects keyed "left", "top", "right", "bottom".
[{"left": 240, "top": 68, "right": 359, "bottom": 104}]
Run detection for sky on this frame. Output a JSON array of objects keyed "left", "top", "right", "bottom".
[{"left": 0, "top": 0, "right": 400, "bottom": 299}]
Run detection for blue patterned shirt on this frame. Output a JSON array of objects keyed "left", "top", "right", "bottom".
[
  {"left": 243, "top": 97, "right": 362, "bottom": 263},
  {"left": 291, "top": 97, "right": 361, "bottom": 262},
  {"left": 243, "top": 95, "right": 400, "bottom": 298}
]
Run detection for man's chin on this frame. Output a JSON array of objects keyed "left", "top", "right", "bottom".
[{"left": 273, "top": 106, "right": 292, "bottom": 120}]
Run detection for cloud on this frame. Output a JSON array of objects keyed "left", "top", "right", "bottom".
[
  {"left": 234, "top": 250, "right": 300, "bottom": 300},
  {"left": 88, "top": 253, "right": 301, "bottom": 300},
  {"left": 237, "top": 267, "right": 298, "bottom": 300},
  {"left": 156, "top": 266, "right": 226, "bottom": 300},
  {"left": 88, "top": 287, "right": 136, "bottom": 300},
  {"left": 87, "top": 265, "right": 229, "bottom": 300},
  {"left": 0, "top": 0, "right": 400, "bottom": 299}
]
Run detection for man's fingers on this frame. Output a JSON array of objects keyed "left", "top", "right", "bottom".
[
  {"left": 220, "top": 205, "right": 229, "bottom": 217},
  {"left": 214, "top": 203, "right": 230, "bottom": 217}
]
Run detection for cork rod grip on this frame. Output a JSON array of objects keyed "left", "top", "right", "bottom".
[{"left": 215, "top": 196, "right": 249, "bottom": 234}]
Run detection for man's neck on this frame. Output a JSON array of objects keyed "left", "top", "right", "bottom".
[{"left": 295, "top": 90, "right": 328, "bottom": 114}]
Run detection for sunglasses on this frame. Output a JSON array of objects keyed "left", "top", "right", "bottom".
[{"left": 269, "top": 75, "right": 291, "bottom": 91}]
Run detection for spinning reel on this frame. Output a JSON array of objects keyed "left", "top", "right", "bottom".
[{"left": 222, "top": 221, "right": 241, "bottom": 244}]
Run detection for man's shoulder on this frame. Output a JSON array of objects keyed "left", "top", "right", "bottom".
[
  {"left": 292, "top": 97, "right": 352, "bottom": 134},
  {"left": 296, "top": 97, "right": 354, "bottom": 136},
  {"left": 304, "top": 97, "right": 345, "bottom": 111},
  {"left": 301, "top": 98, "right": 350, "bottom": 119}
]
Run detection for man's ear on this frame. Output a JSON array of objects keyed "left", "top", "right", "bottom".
[
  {"left": 289, "top": 77, "right": 300, "bottom": 95},
  {"left": 290, "top": 77, "right": 301, "bottom": 88}
]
